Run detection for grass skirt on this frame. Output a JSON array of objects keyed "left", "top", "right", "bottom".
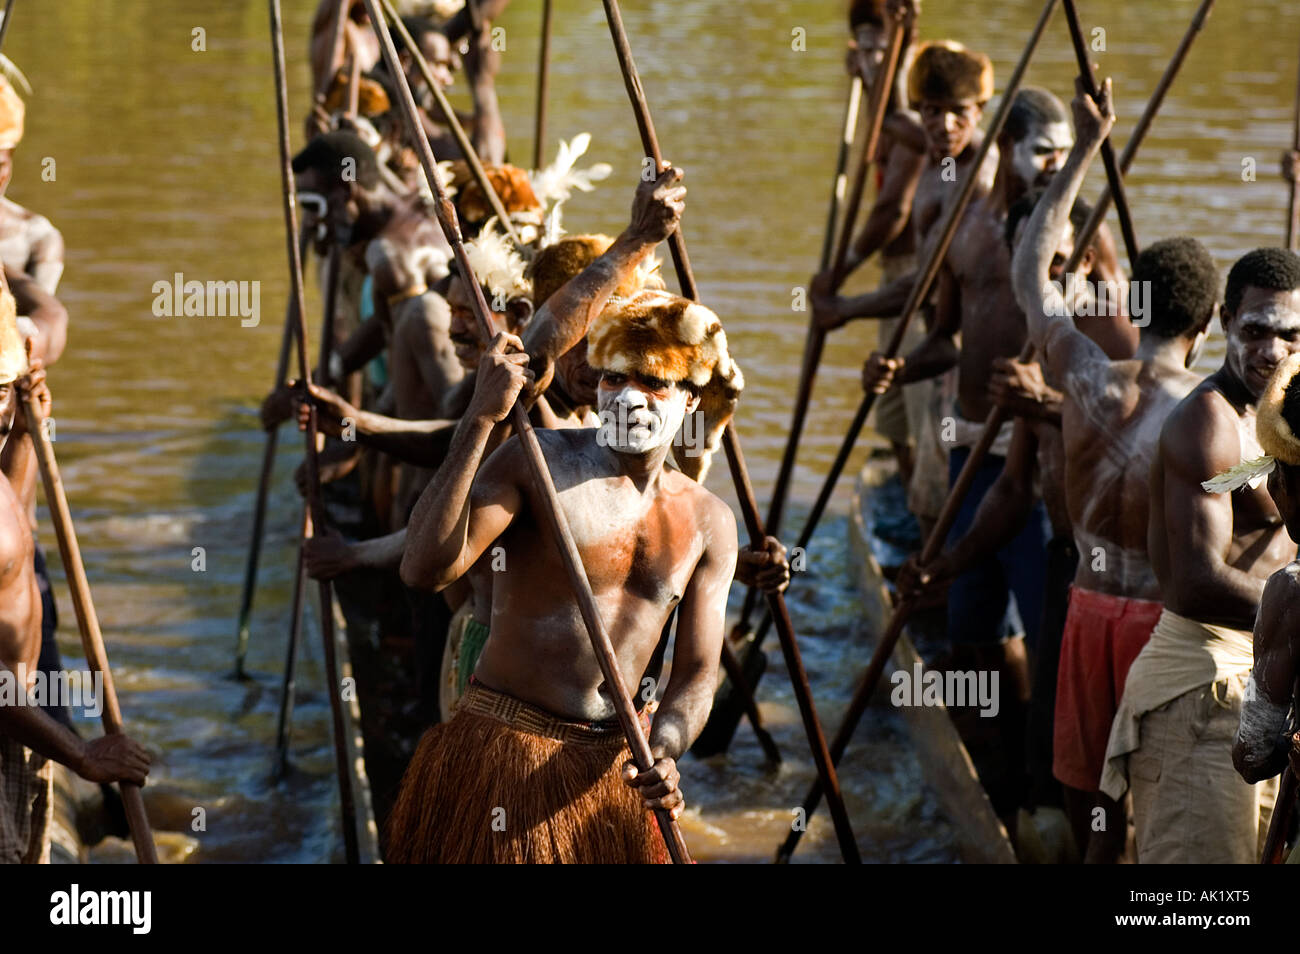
[{"left": 386, "top": 682, "right": 667, "bottom": 863}]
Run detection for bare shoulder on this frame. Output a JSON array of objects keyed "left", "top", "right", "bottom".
[
  {"left": 1159, "top": 378, "right": 1242, "bottom": 478},
  {"left": 666, "top": 471, "right": 737, "bottom": 551}
]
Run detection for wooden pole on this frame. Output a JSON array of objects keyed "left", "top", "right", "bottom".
[
  {"left": 745, "top": 19, "right": 903, "bottom": 634},
  {"left": 600, "top": 0, "right": 861, "bottom": 863},
  {"left": 269, "top": 0, "right": 360, "bottom": 865},
  {"left": 729, "top": 0, "right": 1060, "bottom": 751},
  {"left": 314, "top": 0, "right": 351, "bottom": 114},
  {"left": 345, "top": 50, "right": 362, "bottom": 120},
  {"left": 18, "top": 390, "right": 157, "bottom": 863},
  {"left": 1069, "top": 0, "right": 1214, "bottom": 255},
  {"left": 1288, "top": 37, "right": 1300, "bottom": 250},
  {"left": 532, "top": 0, "right": 553, "bottom": 172},
  {"left": 378, "top": 0, "right": 521, "bottom": 248},
  {"left": 272, "top": 243, "right": 342, "bottom": 774},
  {"left": 1262, "top": 765, "right": 1297, "bottom": 862},
  {"left": 273, "top": 505, "right": 311, "bottom": 778},
  {"left": 0, "top": 0, "right": 17, "bottom": 57},
  {"left": 718, "top": 640, "right": 780, "bottom": 763},
  {"left": 362, "top": 0, "right": 692, "bottom": 864},
  {"left": 1061, "top": 0, "right": 1139, "bottom": 265},
  {"left": 776, "top": 0, "right": 1214, "bottom": 858},
  {"left": 1262, "top": 680, "right": 1299, "bottom": 863},
  {"left": 787, "top": 0, "right": 1058, "bottom": 574},
  {"left": 234, "top": 231, "right": 308, "bottom": 680}
]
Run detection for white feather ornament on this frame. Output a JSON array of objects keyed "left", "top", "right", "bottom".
[{"left": 1201, "top": 455, "right": 1277, "bottom": 494}]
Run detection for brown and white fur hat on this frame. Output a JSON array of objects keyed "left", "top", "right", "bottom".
[
  {"left": 527, "top": 233, "right": 662, "bottom": 307},
  {"left": 0, "top": 287, "right": 26, "bottom": 385},
  {"left": 1257, "top": 351, "right": 1300, "bottom": 466},
  {"left": 587, "top": 289, "right": 744, "bottom": 482},
  {"left": 908, "top": 40, "right": 993, "bottom": 107}
]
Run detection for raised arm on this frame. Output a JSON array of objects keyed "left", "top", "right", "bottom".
[
  {"left": 400, "top": 333, "right": 529, "bottom": 590},
  {"left": 27, "top": 216, "right": 65, "bottom": 296},
  {"left": 1012, "top": 79, "right": 1114, "bottom": 369},
  {"left": 522, "top": 165, "right": 685, "bottom": 397},
  {"left": 6, "top": 266, "right": 67, "bottom": 366}
]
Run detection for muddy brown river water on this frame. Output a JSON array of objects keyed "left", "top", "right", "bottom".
[{"left": 9, "top": 0, "right": 1298, "bottom": 861}]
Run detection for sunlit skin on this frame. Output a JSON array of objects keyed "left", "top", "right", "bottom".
[
  {"left": 1149, "top": 284, "right": 1300, "bottom": 630},
  {"left": 0, "top": 148, "right": 64, "bottom": 297},
  {"left": 401, "top": 335, "right": 737, "bottom": 816},
  {"left": 0, "top": 363, "right": 150, "bottom": 792},
  {"left": 1000, "top": 83, "right": 1214, "bottom": 860}
]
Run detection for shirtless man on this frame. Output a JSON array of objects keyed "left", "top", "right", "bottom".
[
  {"left": 818, "top": 1, "right": 927, "bottom": 488},
  {"left": 0, "top": 304, "right": 150, "bottom": 863},
  {"left": 895, "top": 179, "right": 1135, "bottom": 831},
  {"left": 0, "top": 77, "right": 62, "bottom": 297},
  {"left": 385, "top": 266, "right": 741, "bottom": 862},
  {"left": 308, "top": 0, "right": 381, "bottom": 135},
  {"left": 1005, "top": 79, "right": 1218, "bottom": 861},
  {"left": 1231, "top": 351, "right": 1300, "bottom": 865},
  {"left": 1100, "top": 246, "right": 1300, "bottom": 863}
]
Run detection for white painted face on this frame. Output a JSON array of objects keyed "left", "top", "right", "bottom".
[
  {"left": 1224, "top": 287, "right": 1300, "bottom": 399},
  {"left": 596, "top": 380, "right": 691, "bottom": 455},
  {"left": 1012, "top": 120, "right": 1072, "bottom": 191}
]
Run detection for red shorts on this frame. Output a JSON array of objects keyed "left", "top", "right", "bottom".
[{"left": 1053, "top": 586, "right": 1162, "bottom": 792}]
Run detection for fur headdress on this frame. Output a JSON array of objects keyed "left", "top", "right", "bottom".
[
  {"left": 455, "top": 164, "right": 543, "bottom": 229},
  {"left": 0, "top": 287, "right": 26, "bottom": 384},
  {"left": 323, "top": 70, "right": 392, "bottom": 118},
  {"left": 1203, "top": 352, "right": 1300, "bottom": 493},
  {"left": 908, "top": 40, "right": 993, "bottom": 106},
  {"left": 0, "top": 73, "right": 23, "bottom": 150},
  {"left": 587, "top": 289, "right": 744, "bottom": 481},
  {"left": 527, "top": 233, "right": 662, "bottom": 307}
]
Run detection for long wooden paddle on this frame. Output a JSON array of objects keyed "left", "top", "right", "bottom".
[
  {"left": 269, "top": 0, "right": 360, "bottom": 864},
  {"left": 600, "top": 0, "right": 861, "bottom": 863},
  {"left": 1288, "top": 37, "right": 1300, "bottom": 251},
  {"left": 742, "top": 17, "right": 904, "bottom": 633},
  {"left": 273, "top": 243, "right": 343, "bottom": 775},
  {"left": 18, "top": 388, "right": 157, "bottom": 863},
  {"left": 724, "top": 0, "right": 1061, "bottom": 773},
  {"left": 776, "top": 0, "right": 1215, "bottom": 860},
  {"left": 532, "top": 0, "right": 553, "bottom": 172},
  {"left": 362, "top": 0, "right": 693, "bottom": 864},
  {"left": 233, "top": 230, "right": 308, "bottom": 680}
]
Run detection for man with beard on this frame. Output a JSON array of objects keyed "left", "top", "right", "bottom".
[
  {"left": 1102, "top": 247, "right": 1300, "bottom": 863},
  {"left": 385, "top": 285, "right": 742, "bottom": 863}
]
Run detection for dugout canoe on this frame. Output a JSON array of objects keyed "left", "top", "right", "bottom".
[{"left": 848, "top": 460, "right": 1017, "bottom": 865}]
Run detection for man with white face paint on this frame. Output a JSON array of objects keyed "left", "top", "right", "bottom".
[
  {"left": 1100, "top": 246, "right": 1300, "bottom": 863},
  {"left": 1006, "top": 79, "right": 1218, "bottom": 861},
  {"left": 387, "top": 278, "right": 742, "bottom": 862}
]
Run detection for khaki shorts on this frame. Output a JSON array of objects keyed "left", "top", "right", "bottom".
[{"left": 1129, "top": 675, "right": 1277, "bottom": 864}]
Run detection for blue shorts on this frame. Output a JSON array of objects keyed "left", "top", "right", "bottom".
[{"left": 945, "top": 445, "right": 1050, "bottom": 648}]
